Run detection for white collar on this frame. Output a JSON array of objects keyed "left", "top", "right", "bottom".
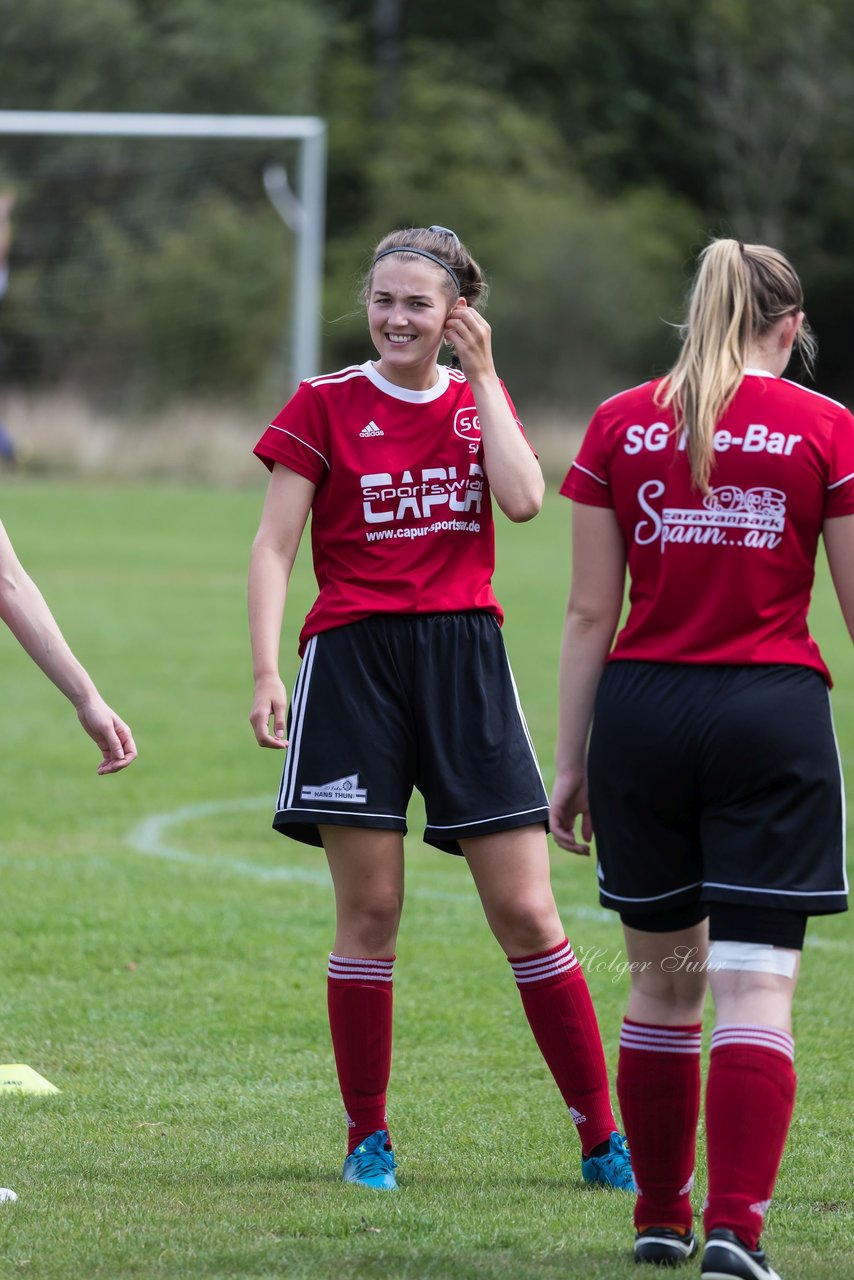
[
  {"left": 742, "top": 367, "right": 778, "bottom": 379},
  {"left": 361, "top": 360, "right": 450, "bottom": 403}
]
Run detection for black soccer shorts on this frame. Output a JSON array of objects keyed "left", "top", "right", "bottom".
[
  {"left": 272, "top": 611, "right": 550, "bottom": 854},
  {"left": 587, "top": 661, "right": 848, "bottom": 919}
]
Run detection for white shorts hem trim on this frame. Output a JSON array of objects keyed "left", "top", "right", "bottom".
[
  {"left": 275, "top": 806, "right": 407, "bottom": 823},
  {"left": 425, "top": 805, "right": 549, "bottom": 831}
]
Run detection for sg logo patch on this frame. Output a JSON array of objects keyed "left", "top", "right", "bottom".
[{"left": 453, "top": 406, "right": 481, "bottom": 449}]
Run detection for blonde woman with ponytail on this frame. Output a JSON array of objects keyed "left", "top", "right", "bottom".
[
  {"left": 551, "top": 238, "right": 854, "bottom": 1278},
  {"left": 658, "top": 240, "right": 817, "bottom": 494}
]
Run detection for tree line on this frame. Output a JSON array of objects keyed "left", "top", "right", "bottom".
[{"left": 0, "top": 0, "right": 852, "bottom": 413}]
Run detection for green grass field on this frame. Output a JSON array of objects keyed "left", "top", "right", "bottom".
[{"left": 0, "top": 481, "right": 850, "bottom": 1279}]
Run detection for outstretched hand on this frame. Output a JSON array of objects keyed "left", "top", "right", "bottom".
[
  {"left": 549, "top": 770, "right": 593, "bottom": 856},
  {"left": 76, "top": 697, "right": 138, "bottom": 775}
]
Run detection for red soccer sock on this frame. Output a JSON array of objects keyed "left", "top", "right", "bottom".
[
  {"left": 704, "top": 1024, "right": 797, "bottom": 1251},
  {"left": 327, "top": 954, "right": 394, "bottom": 1156},
  {"left": 617, "top": 1019, "right": 702, "bottom": 1233},
  {"left": 509, "top": 938, "right": 617, "bottom": 1156}
]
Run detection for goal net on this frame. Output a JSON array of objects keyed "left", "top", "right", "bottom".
[{"left": 0, "top": 112, "right": 325, "bottom": 478}]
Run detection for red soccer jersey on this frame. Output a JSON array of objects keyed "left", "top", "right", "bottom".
[
  {"left": 561, "top": 369, "right": 854, "bottom": 683},
  {"left": 255, "top": 361, "right": 524, "bottom": 654}
]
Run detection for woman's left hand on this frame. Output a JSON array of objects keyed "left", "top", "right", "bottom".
[{"left": 443, "top": 300, "right": 495, "bottom": 383}]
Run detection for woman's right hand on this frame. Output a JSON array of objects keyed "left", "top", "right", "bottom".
[
  {"left": 249, "top": 675, "right": 289, "bottom": 748},
  {"left": 76, "top": 695, "right": 138, "bottom": 775},
  {"left": 549, "top": 768, "right": 593, "bottom": 856}
]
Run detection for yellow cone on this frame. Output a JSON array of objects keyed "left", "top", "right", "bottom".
[{"left": 0, "top": 1064, "right": 59, "bottom": 1095}]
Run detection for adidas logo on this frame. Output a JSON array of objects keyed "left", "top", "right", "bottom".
[
  {"left": 569, "top": 1106, "right": 587, "bottom": 1125},
  {"left": 359, "top": 420, "right": 384, "bottom": 437}
]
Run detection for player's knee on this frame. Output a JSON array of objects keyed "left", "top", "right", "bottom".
[
  {"left": 488, "top": 894, "right": 563, "bottom": 956},
  {"left": 339, "top": 893, "right": 403, "bottom": 952}
]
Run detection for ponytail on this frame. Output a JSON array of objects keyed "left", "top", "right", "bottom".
[{"left": 656, "top": 238, "right": 815, "bottom": 491}]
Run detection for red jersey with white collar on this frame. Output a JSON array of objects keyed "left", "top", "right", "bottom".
[
  {"left": 255, "top": 361, "right": 523, "bottom": 654},
  {"left": 561, "top": 370, "right": 854, "bottom": 682}
]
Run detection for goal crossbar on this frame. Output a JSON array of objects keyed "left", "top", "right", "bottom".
[{"left": 0, "top": 109, "right": 327, "bottom": 385}]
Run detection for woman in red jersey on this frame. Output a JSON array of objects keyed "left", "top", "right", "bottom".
[
  {"left": 552, "top": 238, "right": 854, "bottom": 1278},
  {"left": 248, "top": 226, "right": 633, "bottom": 1192}
]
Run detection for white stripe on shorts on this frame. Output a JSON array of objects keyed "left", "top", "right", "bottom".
[
  {"left": 426, "top": 805, "right": 548, "bottom": 832},
  {"left": 599, "top": 881, "right": 704, "bottom": 905},
  {"left": 502, "top": 644, "right": 548, "bottom": 794},
  {"left": 277, "top": 635, "right": 318, "bottom": 812}
]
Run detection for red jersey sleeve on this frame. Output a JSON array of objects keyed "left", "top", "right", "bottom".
[
  {"left": 824, "top": 406, "right": 854, "bottom": 518},
  {"left": 498, "top": 380, "right": 538, "bottom": 455},
  {"left": 559, "top": 405, "right": 613, "bottom": 507},
  {"left": 253, "top": 382, "right": 331, "bottom": 483}
]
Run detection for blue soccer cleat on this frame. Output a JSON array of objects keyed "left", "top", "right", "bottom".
[
  {"left": 342, "top": 1130, "right": 398, "bottom": 1190},
  {"left": 581, "top": 1131, "right": 636, "bottom": 1190}
]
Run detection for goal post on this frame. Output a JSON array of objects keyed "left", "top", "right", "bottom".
[{"left": 0, "top": 109, "right": 327, "bottom": 387}]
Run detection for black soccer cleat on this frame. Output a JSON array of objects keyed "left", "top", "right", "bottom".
[
  {"left": 701, "top": 1229, "right": 781, "bottom": 1280},
  {"left": 634, "top": 1227, "right": 699, "bottom": 1266}
]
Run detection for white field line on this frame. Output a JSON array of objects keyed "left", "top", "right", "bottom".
[
  {"left": 123, "top": 796, "right": 614, "bottom": 921},
  {"left": 125, "top": 797, "right": 329, "bottom": 886},
  {"left": 123, "top": 797, "right": 850, "bottom": 945}
]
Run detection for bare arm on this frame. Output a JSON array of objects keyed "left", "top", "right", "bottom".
[
  {"left": 550, "top": 503, "right": 626, "bottom": 854},
  {"left": 444, "top": 301, "right": 544, "bottom": 522},
  {"left": 0, "top": 518, "right": 136, "bottom": 774},
  {"left": 248, "top": 464, "right": 315, "bottom": 748},
  {"left": 823, "top": 513, "right": 854, "bottom": 642}
]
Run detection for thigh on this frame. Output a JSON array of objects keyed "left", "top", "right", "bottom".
[
  {"left": 322, "top": 826, "right": 405, "bottom": 957},
  {"left": 700, "top": 666, "right": 847, "bottom": 915},
  {"left": 273, "top": 620, "right": 417, "bottom": 846},
  {"left": 588, "top": 662, "right": 705, "bottom": 916},
  {"left": 461, "top": 825, "right": 563, "bottom": 956},
  {"left": 323, "top": 826, "right": 406, "bottom": 907},
  {"left": 412, "top": 613, "right": 550, "bottom": 855}
]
